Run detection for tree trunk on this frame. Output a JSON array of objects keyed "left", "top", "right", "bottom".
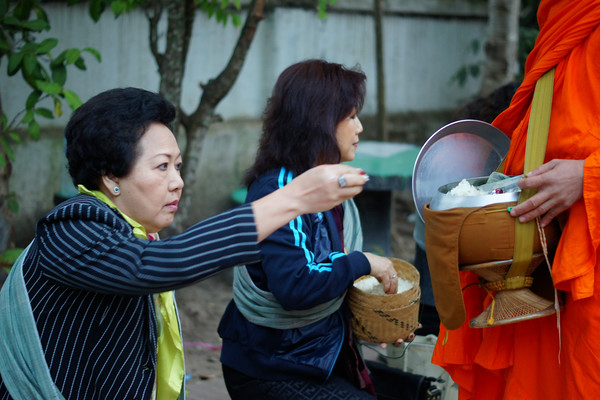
[
  {"left": 0, "top": 91, "right": 12, "bottom": 253},
  {"left": 374, "top": 0, "right": 387, "bottom": 141},
  {"left": 480, "top": 0, "right": 521, "bottom": 97},
  {"left": 0, "top": 164, "right": 12, "bottom": 253},
  {"left": 171, "top": 0, "right": 267, "bottom": 233},
  {"left": 147, "top": 0, "right": 196, "bottom": 137}
]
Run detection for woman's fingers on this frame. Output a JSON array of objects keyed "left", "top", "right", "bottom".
[
  {"left": 290, "top": 164, "right": 369, "bottom": 214},
  {"left": 364, "top": 253, "right": 396, "bottom": 294}
]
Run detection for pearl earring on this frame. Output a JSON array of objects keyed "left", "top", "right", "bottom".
[{"left": 113, "top": 186, "right": 120, "bottom": 195}]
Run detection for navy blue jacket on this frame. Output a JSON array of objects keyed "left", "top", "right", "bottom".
[
  {"left": 218, "top": 167, "right": 371, "bottom": 381},
  {"left": 0, "top": 195, "right": 261, "bottom": 400}
]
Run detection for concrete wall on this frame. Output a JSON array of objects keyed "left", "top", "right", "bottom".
[
  {"left": 3, "top": 1, "right": 487, "bottom": 244},
  {"left": 1, "top": 1, "right": 488, "bottom": 124}
]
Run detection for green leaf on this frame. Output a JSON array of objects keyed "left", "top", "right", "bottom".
[
  {"left": 51, "top": 50, "right": 66, "bottom": 68},
  {"left": 469, "top": 64, "right": 480, "bottom": 78},
  {"left": 25, "top": 90, "right": 41, "bottom": 110},
  {"left": 0, "top": 248, "right": 25, "bottom": 267},
  {"left": 450, "top": 67, "right": 467, "bottom": 86},
  {"left": 36, "top": 80, "right": 62, "bottom": 95},
  {"left": 216, "top": 9, "right": 225, "bottom": 24},
  {"left": 7, "top": 196, "right": 19, "bottom": 213},
  {"left": 22, "top": 19, "right": 49, "bottom": 32},
  {"left": 54, "top": 98, "right": 63, "bottom": 117},
  {"left": 22, "top": 109, "right": 34, "bottom": 124},
  {"left": 74, "top": 57, "right": 86, "bottom": 70},
  {"left": 83, "top": 47, "right": 102, "bottom": 62},
  {"left": 21, "top": 42, "right": 37, "bottom": 53},
  {"left": 0, "top": 1, "right": 8, "bottom": 18},
  {"left": 65, "top": 48, "right": 81, "bottom": 65},
  {"left": 8, "top": 132, "right": 20, "bottom": 142},
  {"left": 231, "top": 13, "right": 241, "bottom": 26},
  {"left": 62, "top": 89, "right": 82, "bottom": 110},
  {"left": 28, "top": 119, "right": 40, "bottom": 140},
  {"left": 32, "top": 5, "right": 50, "bottom": 26},
  {"left": 23, "top": 52, "right": 39, "bottom": 76},
  {"left": 89, "top": 0, "right": 105, "bottom": 22},
  {"left": 2, "top": 16, "right": 22, "bottom": 28},
  {"left": 35, "top": 108, "right": 54, "bottom": 119},
  {"left": 7, "top": 52, "right": 24, "bottom": 76},
  {"left": 0, "top": 138, "right": 14, "bottom": 161},
  {"left": 12, "top": 0, "right": 32, "bottom": 21},
  {"left": 111, "top": 1, "right": 127, "bottom": 15},
  {"left": 22, "top": 60, "right": 46, "bottom": 83},
  {"left": 51, "top": 64, "right": 67, "bottom": 85},
  {"left": 36, "top": 38, "right": 58, "bottom": 54},
  {"left": 0, "top": 36, "right": 9, "bottom": 53},
  {"left": 206, "top": 3, "right": 215, "bottom": 17},
  {"left": 0, "top": 156, "right": 5, "bottom": 169}
]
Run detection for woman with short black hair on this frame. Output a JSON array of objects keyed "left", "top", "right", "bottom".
[{"left": 0, "top": 87, "right": 368, "bottom": 400}]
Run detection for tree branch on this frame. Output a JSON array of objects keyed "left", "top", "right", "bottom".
[
  {"left": 189, "top": 0, "right": 266, "bottom": 126},
  {"left": 146, "top": 0, "right": 164, "bottom": 70}
]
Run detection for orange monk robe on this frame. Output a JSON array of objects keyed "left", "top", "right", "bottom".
[{"left": 432, "top": 1, "right": 600, "bottom": 399}]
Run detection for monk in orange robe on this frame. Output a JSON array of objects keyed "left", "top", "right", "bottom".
[{"left": 432, "top": 1, "right": 600, "bottom": 398}]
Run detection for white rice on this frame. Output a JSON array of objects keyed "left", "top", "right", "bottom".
[
  {"left": 354, "top": 276, "right": 413, "bottom": 295},
  {"left": 448, "top": 179, "right": 485, "bottom": 196}
]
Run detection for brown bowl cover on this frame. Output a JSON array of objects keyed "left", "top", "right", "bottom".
[{"left": 423, "top": 202, "right": 561, "bottom": 330}]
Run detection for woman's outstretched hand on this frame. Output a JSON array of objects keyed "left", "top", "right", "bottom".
[{"left": 287, "top": 164, "right": 369, "bottom": 215}]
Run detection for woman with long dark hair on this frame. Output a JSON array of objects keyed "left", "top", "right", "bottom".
[{"left": 219, "top": 60, "right": 413, "bottom": 399}]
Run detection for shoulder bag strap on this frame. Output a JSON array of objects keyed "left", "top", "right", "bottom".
[{"left": 506, "top": 67, "right": 555, "bottom": 282}]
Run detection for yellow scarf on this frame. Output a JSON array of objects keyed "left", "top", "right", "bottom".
[{"left": 78, "top": 185, "right": 185, "bottom": 399}]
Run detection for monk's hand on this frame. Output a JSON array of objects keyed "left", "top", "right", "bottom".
[
  {"left": 363, "top": 252, "right": 397, "bottom": 295},
  {"left": 288, "top": 164, "right": 368, "bottom": 215},
  {"left": 510, "top": 159, "right": 584, "bottom": 227}
]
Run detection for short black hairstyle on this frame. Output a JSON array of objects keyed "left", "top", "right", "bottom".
[
  {"left": 244, "top": 59, "right": 366, "bottom": 186},
  {"left": 65, "top": 87, "right": 176, "bottom": 190}
]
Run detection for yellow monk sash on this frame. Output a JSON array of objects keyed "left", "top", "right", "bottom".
[{"left": 77, "top": 185, "right": 185, "bottom": 399}]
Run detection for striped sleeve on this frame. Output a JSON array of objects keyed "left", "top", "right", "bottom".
[{"left": 36, "top": 197, "right": 260, "bottom": 295}]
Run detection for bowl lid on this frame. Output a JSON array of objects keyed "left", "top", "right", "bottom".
[{"left": 412, "top": 119, "right": 510, "bottom": 221}]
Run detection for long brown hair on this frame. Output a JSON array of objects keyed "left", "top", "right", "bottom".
[{"left": 244, "top": 59, "right": 366, "bottom": 186}]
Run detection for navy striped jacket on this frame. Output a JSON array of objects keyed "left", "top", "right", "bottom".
[{"left": 0, "top": 194, "right": 260, "bottom": 400}]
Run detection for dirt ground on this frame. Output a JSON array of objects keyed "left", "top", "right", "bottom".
[{"left": 177, "top": 191, "right": 418, "bottom": 400}]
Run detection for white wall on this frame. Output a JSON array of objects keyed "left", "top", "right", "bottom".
[
  {"left": 1, "top": 2, "right": 487, "bottom": 126},
  {"left": 2, "top": 1, "right": 489, "bottom": 244}
]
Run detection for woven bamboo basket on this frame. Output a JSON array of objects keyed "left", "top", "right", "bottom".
[{"left": 347, "top": 258, "right": 421, "bottom": 343}]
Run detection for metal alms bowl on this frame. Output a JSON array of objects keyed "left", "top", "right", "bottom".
[
  {"left": 429, "top": 177, "right": 520, "bottom": 211},
  {"left": 412, "top": 120, "right": 511, "bottom": 221}
]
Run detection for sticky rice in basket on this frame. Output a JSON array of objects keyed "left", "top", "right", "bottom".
[{"left": 348, "top": 258, "right": 420, "bottom": 343}]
